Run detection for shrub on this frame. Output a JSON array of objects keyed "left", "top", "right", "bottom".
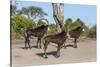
[
  {"left": 49, "top": 24, "right": 56, "bottom": 33},
  {"left": 87, "top": 25, "right": 96, "bottom": 38},
  {"left": 12, "top": 15, "right": 34, "bottom": 38}
]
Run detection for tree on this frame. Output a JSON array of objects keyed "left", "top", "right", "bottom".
[
  {"left": 52, "top": 3, "right": 64, "bottom": 33},
  {"left": 49, "top": 24, "right": 56, "bottom": 33},
  {"left": 12, "top": 15, "right": 34, "bottom": 38},
  {"left": 64, "top": 18, "right": 88, "bottom": 33},
  {"left": 71, "top": 18, "right": 84, "bottom": 30},
  {"left": 18, "top": 6, "right": 47, "bottom": 21},
  {"left": 64, "top": 18, "right": 73, "bottom": 31},
  {"left": 87, "top": 24, "right": 96, "bottom": 38}
]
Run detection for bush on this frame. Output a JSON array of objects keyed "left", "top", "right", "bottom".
[
  {"left": 49, "top": 24, "right": 56, "bottom": 33},
  {"left": 87, "top": 25, "right": 96, "bottom": 38},
  {"left": 12, "top": 15, "right": 34, "bottom": 38}
]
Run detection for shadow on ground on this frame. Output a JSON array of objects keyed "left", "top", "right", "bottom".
[
  {"left": 19, "top": 45, "right": 39, "bottom": 49},
  {"left": 65, "top": 44, "right": 75, "bottom": 48},
  {"left": 36, "top": 51, "right": 58, "bottom": 58}
]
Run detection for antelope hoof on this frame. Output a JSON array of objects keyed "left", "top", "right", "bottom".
[
  {"left": 37, "top": 46, "right": 41, "bottom": 49},
  {"left": 37, "top": 45, "right": 39, "bottom": 48},
  {"left": 61, "top": 46, "right": 63, "bottom": 48},
  {"left": 38, "top": 47, "right": 41, "bottom": 49},
  {"left": 44, "top": 56, "right": 48, "bottom": 59},
  {"left": 64, "top": 47, "right": 66, "bottom": 49},
  {"left": 40, "top": 46, "right": 42, "bottom": 49},
  {"left": 29, "top": 47, "right": 32, "bottom": 49},
  {"left": 56, "top": 55, "right": 60, "bottom": 58},
  {"left": 73, "top": 46, "right": 77, "bottom": 48},
  {"left": 25, "top": 47, "right": 28, "bottom": 49},
  {"left": 56, "top": 53, "right": 60, "bottom": 58}
]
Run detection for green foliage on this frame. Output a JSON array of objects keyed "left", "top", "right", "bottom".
[
  {"left": 49, "top": 24, "right": 56, "bottom": 33},
  {"left": 64, "top": 18, "right": 73, "bottom": 31},
  {"left": 12, "top": 15, "right": 34, "bottom": 37},
  {"left": 87, "top": 25, "right": 96, "bottom": 38},
  {"left": 64, "top": 18, "right": 90, "bottom": 37},
  {"left": 65, "top": 18, "right": 72, "bottom": 26},
  {"left": 64, "top": 18, "right": 85, "bottom": 31},
  {"left": 18, "top": 6, "right": 47, "bottom": 20},
  {"left": 71, "top": 18, "right": 82, "bottom": 30}
]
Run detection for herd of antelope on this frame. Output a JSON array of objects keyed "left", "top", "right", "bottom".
[{"left": 24, "top": 23, "right": 84, "bottom": 59}]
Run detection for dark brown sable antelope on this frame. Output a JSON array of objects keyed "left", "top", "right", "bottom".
[
  {"left": 64, "top": 23, "right": 84, "bottom": 48},
  {"left": 43, "top": 31, "right": 68, "bottom": 58},
  {"left": 25, "top": 25, "right": 49, "bottom": 48}
]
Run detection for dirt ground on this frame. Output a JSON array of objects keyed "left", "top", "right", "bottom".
[{"left": 12, "top": 38, "right": 96, "bottom": 67}]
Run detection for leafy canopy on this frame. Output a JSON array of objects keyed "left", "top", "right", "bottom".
[
  {"left": 12, "top": 15, "right": 34, "bottom": 36},
  {"left": 18, "top": 6, "right": 48, "bottom": 20}
]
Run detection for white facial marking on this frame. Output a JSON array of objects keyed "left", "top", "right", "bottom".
[
  {"left": 48, "top": 27, "right": 50, "bottom": 31},
  {"left": 82, "top": 29, "right": 85, "bottom": 32}
]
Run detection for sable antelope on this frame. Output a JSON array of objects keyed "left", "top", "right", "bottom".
[
  {"left": 43, "top": 31, "right": 68, "bottom": 58},
  {"left": 25, "top": 25, "right": 49, "bottom": 48},
  {"left": 64, "top": 22, "right": 85, "bottom": 48}
]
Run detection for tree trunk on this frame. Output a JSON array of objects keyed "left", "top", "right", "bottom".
[{"left": 52, "top": 3, "right": 64, "bottom": 33}]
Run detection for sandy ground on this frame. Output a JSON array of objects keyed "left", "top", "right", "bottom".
[{"left": 12, "top": 38, "right": 96, "bottom": 67}]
